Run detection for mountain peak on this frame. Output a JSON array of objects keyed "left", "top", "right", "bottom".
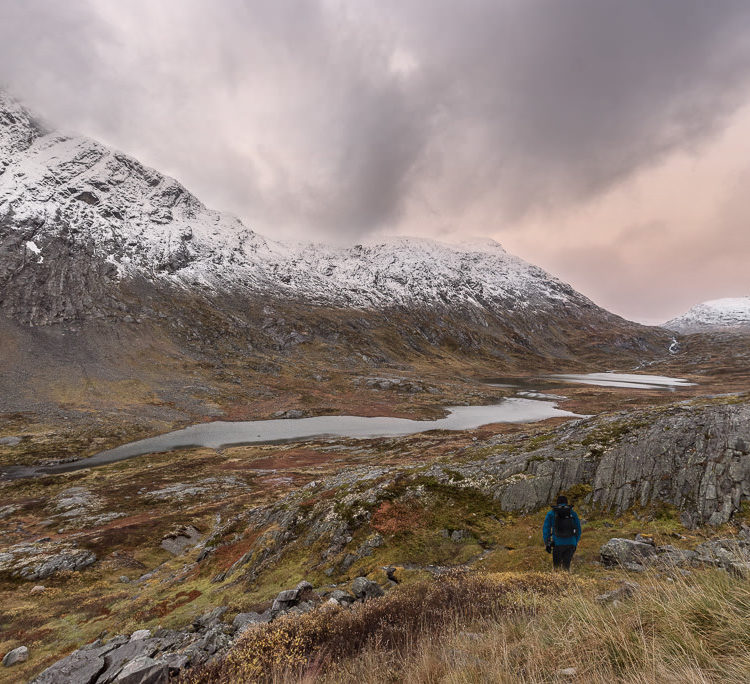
[
  {"left": 664, "top": 296, "right": 750, "bottom": 332},
  {"left": 0, "top": 90, "right": 46, "bottom": 173}
]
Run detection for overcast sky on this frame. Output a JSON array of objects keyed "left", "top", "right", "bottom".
[{"left": 2, "top": 0, "right": 750, "bottom": 323}]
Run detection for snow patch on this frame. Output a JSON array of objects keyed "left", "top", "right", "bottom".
[{"left": 24, "top": 239, "right": 43, "bottom": 263}]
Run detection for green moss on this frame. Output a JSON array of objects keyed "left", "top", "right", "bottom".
[
  {"left": 442, "top": 468, "right": 465, "bottom": 482},
  {"left": 559, "top": 483, "right": 593, "bottom": 504},
  {"left": 524, "top": 433, "right": 554, "bottom": 451}
]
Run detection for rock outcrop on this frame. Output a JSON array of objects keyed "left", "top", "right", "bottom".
[
  {"left": 443, "top": 399, "right": 750, "bottom": 527},
  {"left": 599, "top": 534, "right": 750, "bottom": 573},
  {"left": 31, "top": 576, "right": 384, "bottom": 682},
  {"left": 0, "top": 539, "right": 96, "bottom": 581}
]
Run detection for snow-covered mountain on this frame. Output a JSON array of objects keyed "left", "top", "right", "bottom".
[
  {"left": 0, "top": 91, "right": 669, "bottom": 368},
  {"left": 664, "top": 298, "right": 750, "bottom": 333},
  {"left": 0, "top": 91, "right": 588, "bottom": 315}
]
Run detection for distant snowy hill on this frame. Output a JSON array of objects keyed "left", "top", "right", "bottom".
[{"left": 664, "top": 298, "right": 750, "bottom": 333}]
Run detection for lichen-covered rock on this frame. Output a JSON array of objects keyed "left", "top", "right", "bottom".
[
  {"left": 160, "top": 525, "right": 201, "bottom": 555},
  {"left": 271, "top": 588, "right": 300, "bottom": 612},
  {"left": 439, "top": 401, "right": 750, "bottom": 527},
  {"left": 329, "top": 589, "right": 355, "bottom": 605},
  {"left": 113, "top": 655, "right": 168, "bottom": 683},
  {"left": 0, "top": 540, "right": 96, "bottom": 581}
]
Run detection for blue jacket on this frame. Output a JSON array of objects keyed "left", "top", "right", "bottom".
[{"left": 543, "top": 507, "right": 581, "bottom": 547}]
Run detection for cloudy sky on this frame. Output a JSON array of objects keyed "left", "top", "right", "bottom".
[{"left": 1, "top": 0, "right": 750, "bottom": 323}]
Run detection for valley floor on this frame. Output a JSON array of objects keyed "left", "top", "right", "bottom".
[{"left": 1, "top": 351, "right": 749, "bottom": 683}]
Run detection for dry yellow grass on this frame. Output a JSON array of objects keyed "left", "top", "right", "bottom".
[{"left": 185, "top": 569, "right": 750, "bottom": 684}]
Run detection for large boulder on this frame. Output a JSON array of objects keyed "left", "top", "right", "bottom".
[
  {"left": 600, "top": 538, "right": 658, "bottom": 568},
  {"left": 31, "top": 637, "right": 128, "bottom": 683},
  {"left": 351, "top": 576, "right": 384, "bottom": 600}
]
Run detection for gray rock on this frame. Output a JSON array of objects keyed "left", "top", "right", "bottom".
[
  {"left": 0, "top": 504, "right": 20, "bottom": 519},
  {"left": 600, "top": 539, "right": 658, "bottom": 567},
  {"left": 0, "top": 436, "right": 21, "bottom": 446},
  {"left": 295, "top": 580, "right": 313, "bottom": 593},
  {"left": 621, "top": 562, "right": 646, "bottom": 573},
  {"left": 232, "top": 611, "right": 270, "bottom": 632},
  {"left": 728, "top": 561, "right": 750, "bottom": 579},
  {"left": 654, "top": 545, "right": 697, "bottom": 567},
  {"left": 0, "top": 540, "right": 97, "bottom": 581},
  {"left": 160, "top": 525, "right": 202, "bottom": 555},
  {"left": 356, "top": 534, "right": 384, "bottom": 557},
  {"left": 97, "top": 639, "right": 160, "bottom": 683},
  {"left": 189, "top": 625, "right": 230, "bottom": 656},
  {"left": 339, "top": 553, "right": 357, "bottom": 571},
  {"left": 160, "top": 653, "right": 189, "bottom": 675},
  {"left": 129, "top": 630, "right": 151, "bottom": 641},
  {"left": 3, "top": 645, "right": 28, "bottom": 667},
  {"left": 113, "top": 656, "right": 168, "bottom": 684},
  {"left": 30, "top": 641, "right": 120, "bottom": 683},
  {"left": 351, "top": 576, "right": 384, "bottom": 600},
  {"left": 695, "top": 538, "right": 750, "bottom": 568},
  {"left": 271, "top": 588, "right": 300, "bottom": 611},
  {"left": 329, "top": 589, "right": 355, "bottom": 605},
  {"left": 193, "top": 606, "right": 227, "bottom": 629},
  {"left": 456, "top": 402, "right": 750, "bottom": 526}
]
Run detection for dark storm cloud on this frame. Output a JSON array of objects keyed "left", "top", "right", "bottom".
[
  {"left": 3, "top": 0, "right": 750, "bottom": 240},
  {"left": 398, "top": 0, "right": 750, "bottom": 219}
]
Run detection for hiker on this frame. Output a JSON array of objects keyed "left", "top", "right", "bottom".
[{"left": 543, "top": 495, "right": 581, "bottom": 570}]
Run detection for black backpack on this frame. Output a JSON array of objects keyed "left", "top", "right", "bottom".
[{"left": 552, "top": 504, "right": 576, "bottom": 537}]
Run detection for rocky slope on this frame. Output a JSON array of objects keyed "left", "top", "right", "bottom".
[
  {"left": 171, "top": 396, "right": 750, "bottom": 592},
  {"left": 665, "top": 297, "right": 750, "bottom": 333},
  {"left": 0, "top": 90, "right": 668, "bottom": 371}
]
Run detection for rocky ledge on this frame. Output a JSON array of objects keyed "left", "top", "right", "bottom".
[
  {"left": 14, "top": 576, "right": 384, "bottom": 682},
  {"left": 599, "top": 528, "right": 750, "bottom": 577}
]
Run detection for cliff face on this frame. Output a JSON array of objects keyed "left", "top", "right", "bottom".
[{"left": 466, "top": 400, "right": 750, "bottom": 527}]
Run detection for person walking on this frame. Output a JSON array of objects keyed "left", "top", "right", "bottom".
[{"left": 543, "top": 495, "right": 581, "bottom": 570}]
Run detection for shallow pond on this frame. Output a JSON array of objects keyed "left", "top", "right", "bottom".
[
  {"left": 485, "top": 372, "right": 694, "bottom": 392},
  {"left": 550, "top": 372, "right": 695, "bottom": 390},
  {"left": 0, "top": 398, "right": 582, "bottom": 480}
]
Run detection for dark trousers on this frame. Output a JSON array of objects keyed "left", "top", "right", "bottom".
[{"left": 552, "top": 544, "right": 576, "bottom": 570}]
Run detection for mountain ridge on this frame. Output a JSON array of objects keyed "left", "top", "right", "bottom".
[
  {"left": 0, "top": 91, "right": 615, "bottom": 316},
  {"left": 0, "top": 90, "right": 669, "bottom": 378}
]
